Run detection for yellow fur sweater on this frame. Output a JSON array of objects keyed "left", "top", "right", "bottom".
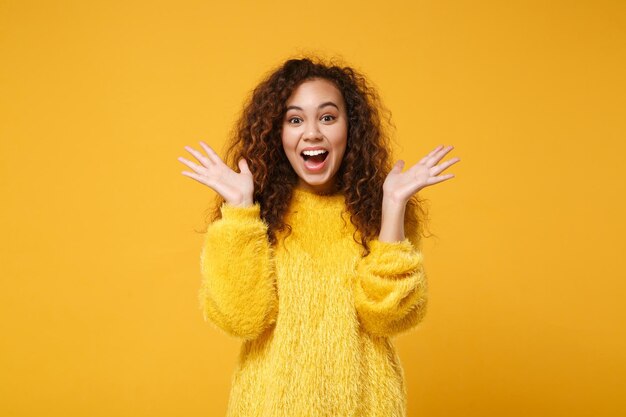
[{"left": 198, "top": 186, "right": 428, "bottom": 417}]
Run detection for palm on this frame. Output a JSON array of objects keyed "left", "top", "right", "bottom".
[
  {"left": 178, "top": 141, "right": 254, "bottom": 206},
  {"left": 383, "top": 145, "right": 460, "bottom": 204}
]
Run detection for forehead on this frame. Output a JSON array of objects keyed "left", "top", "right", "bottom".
[{"left": 286, "top": 78, "right": 345, "bottom": 106}]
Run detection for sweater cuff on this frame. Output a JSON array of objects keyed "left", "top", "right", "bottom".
[
  {"left": 219, "top": 202, "right": 262, "bottom": 222},
  {"left": 369, "top": 237, "right": 414, "bottom": 253}
]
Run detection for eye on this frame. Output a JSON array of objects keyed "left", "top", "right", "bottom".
[
  {"left": 288, "top": 116, "right": 302, "bottom": 124},
  {"left": 321, "top": 115, "right": 335, "bottom": 122}
]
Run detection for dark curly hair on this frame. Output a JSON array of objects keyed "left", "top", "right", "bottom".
[{"left": 201, "top": 55, "right": 432, "bottom": 256}]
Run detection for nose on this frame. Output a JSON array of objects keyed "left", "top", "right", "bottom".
[{"left": 303, "top": 123, "right": 323, "bottom": 141}]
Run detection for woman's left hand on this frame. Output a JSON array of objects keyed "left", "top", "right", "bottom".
[{"left": 383, "top": 144, "right": 461, "bottom": 205}]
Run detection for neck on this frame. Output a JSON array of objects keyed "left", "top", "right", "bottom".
[{"left": 296, "top": 179, "right": 339, "bottom": 196}]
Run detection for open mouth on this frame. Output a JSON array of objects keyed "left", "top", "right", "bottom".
[{"left": 301, "top": 150, "right": 329, "bottom": 164}]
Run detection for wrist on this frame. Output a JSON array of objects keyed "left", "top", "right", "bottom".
[
  {"left": 382, "top": 195, "right": 407, "bottom": 211},
  {"left": 226, "top": 193, "right": 254, "bottom": 208},
  {"left": 379, "top": 198, "right": 407, "bottom": 242}
]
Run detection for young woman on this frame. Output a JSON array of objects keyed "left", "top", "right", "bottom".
[{"left": 178, "top": 56, "right": 460, "bottom": 417}]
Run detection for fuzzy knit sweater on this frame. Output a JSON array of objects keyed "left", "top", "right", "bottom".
[{"left": 198, "top": 186, "right": 428, "bottom": 417}]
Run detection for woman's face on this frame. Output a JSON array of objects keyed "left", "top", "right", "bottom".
[{"left": 281, "top": 77, "right": 348, "bottom": 195}]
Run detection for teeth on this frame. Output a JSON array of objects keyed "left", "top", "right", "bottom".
[{"left": 302, "top": 149, "right": 328, "bottom": 156}]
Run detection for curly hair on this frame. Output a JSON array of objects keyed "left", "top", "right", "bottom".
[{"left": 200, "top": 55, "right": 432, "bottom": 257}]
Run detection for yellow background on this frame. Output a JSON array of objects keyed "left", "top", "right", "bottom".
[{"left": 1, "top": 1, "right": 625, "bottom": 416}]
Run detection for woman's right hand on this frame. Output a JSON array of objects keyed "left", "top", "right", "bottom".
[{"left": 178, "top": 141, "right": 254, "bottom": 207}]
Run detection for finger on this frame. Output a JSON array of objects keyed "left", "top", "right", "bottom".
[
  {"left": 426, "top": 145, "right": 455, "bottom": 167},
  {"left": 418, "top": 145, "right": 444, "bottom": 164},
  {"left": 427, "top": 173, "right": 455, "bottom": 185},
  {"left": 393, "top": 160, "right": 405, "bottom": 172},
  {"left": 181, "top": 170, "right": 209, "bottom": 186},
  {"left": 431, "top": 157, "right": 461, "bottom": 175},
  {"left": 184, "top": 145, "right": 212, "bottom": 167},
  {"left": 198, "top": 141, "right": 223, "bottom": 166},
  {"left": 182, "top": 171, "right": 224, "bottom": 195},
  {"left": 177, "top": 156, "right": 206, "bottom": 174}
]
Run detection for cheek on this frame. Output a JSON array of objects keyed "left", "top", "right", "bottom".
[
  {"left": 281, "top": 141, "right": 298, "bottom": 161},
  {"left": 327, "top": 122, "right": 347, "bottom": 140},
  {"left": 281, "top": 137, "right": 292, "bottom": 153},
  {"left": 334, "top": 141, "right": 348, "bottom": 163},
  {"left": 329, "top": 130, "right": 347, "bottom": 150}
]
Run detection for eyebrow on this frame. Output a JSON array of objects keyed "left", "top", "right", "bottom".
[{"left": 285, "top": 101, "right": 340, "bottom": 112}]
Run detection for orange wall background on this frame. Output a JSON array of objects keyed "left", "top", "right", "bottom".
[{"left": 1, "top": 1, "right": 625, "bottom": 416}]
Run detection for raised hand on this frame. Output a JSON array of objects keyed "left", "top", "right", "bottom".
[
  {"left": 178, "top": 141, "right": 254, "bottom": 207},
  {"left": 383, "top": 145, "right": 460, "bottom": 205}
]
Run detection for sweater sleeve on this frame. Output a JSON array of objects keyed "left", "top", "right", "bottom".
[
  {"left": 198, "top": 202, "right": 279, "bottom": 340},
  {"left": 353, "top": 228, "right": 428, "bottom": 338}
]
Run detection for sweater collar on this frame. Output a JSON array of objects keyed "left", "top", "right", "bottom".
[{"left": 291, "top": 186, "right": 345, "bottom": 209}]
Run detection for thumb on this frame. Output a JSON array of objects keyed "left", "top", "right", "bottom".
[
  {"left": 238, "top": 158, "right": 250, "bottom": 173},
  {"left": 393, "top": 160, "right": 405, "bottom": 172}
]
